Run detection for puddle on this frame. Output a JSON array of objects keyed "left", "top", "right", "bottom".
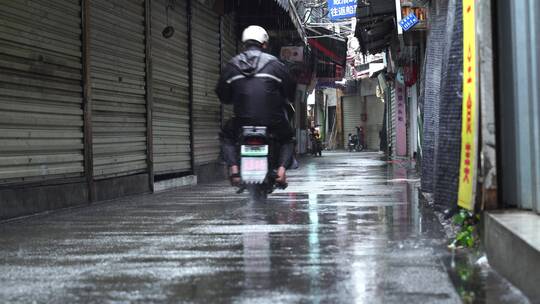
[
  {"left": 189, "top": 224, "right": 306, "bottom": 234},
  {"left": 443, "top": 250, "right": 530, "bottom": 304}
]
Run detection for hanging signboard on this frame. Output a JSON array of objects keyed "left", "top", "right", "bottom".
[
  {"left": 328, "top": 0, "right": 357, "bottom": 21},
  {"left": 399, "top": 13, "right": 419, "bottom": 31},
  {"left": 280, "top": 46, "right": 304, "bottom": 62},
  {"left": 458, "top": 0, "right": 478, "bottom": 211},
  {"left": 395, "top": 82, "right": 407, "bottom": 156}
]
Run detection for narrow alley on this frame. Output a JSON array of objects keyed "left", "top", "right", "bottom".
[
  {"left": 0, "top": 152, "right": 449, "bottom": 302},
  {"left": 1, "top": 0, "right": 540, "bottom": 302},
  {"left": 0, "top": 153, "right": 524, "bottom": 303}
]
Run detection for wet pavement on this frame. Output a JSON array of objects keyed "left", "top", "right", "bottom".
[{"left": 0, "top": 152, "right": 528, "bottom": 303}]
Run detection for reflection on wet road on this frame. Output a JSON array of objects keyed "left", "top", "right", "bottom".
[{"left": 0, "top": 152, "right": 477, "bottom": 302}]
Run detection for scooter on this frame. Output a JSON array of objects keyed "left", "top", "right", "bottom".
[
  {"left": 348, "top": 134, "right": 365, "bottom": 152},
  {"left": 237, "top": 126, "right": 286, "bottom": 201},
  {"left": 310, "top": 134, "right": 322, "bottom": 156}
]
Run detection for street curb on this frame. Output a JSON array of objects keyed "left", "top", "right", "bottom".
[
  {"left": 154, "top": 175, "right": 197, "bottom": 192},
  {"left": 484, "top": 211, "right": 540, "bottom": 302}
]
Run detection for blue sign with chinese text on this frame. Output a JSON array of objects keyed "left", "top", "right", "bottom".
[
  {"left": 399, "top": 13, "right": 419, "bottom": 31},
  {"left": 328, "top": 0, "right": 357, "bottom": 21}
]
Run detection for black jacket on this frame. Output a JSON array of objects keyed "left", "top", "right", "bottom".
[{"left": 215, "top": 46, "right": 296, "bottom": 126}]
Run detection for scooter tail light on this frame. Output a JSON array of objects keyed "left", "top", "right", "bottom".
[{"left": 246, "top": 138, "right": 264, "bottom": 145}]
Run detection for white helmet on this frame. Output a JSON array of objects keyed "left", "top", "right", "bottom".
[{"left": 242, "top": 25, "right": 269, "bottom": 44}]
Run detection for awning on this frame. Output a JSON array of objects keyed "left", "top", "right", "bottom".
[
  {"left": 369, "top": 63, "right": 386, "bottom": 77},
  {"left": 273, "top": 0, "right": 308, "bottom": 45},
  {"left": 307, "top": 27, "right": 347, "bottom": 66},
  {"left": 356, "top": 0, "right": 395, "bottom": 19},
  {"left": 232, "top": 0, "right": 308, "bottom": 46},
  {"left": 309, "top": 39, "right": 345, "bottom": 66},
  {"left": 304, "top": 26, "right": 347, "bottom": 80},
  {"left": 355, "top": 0, "right": 396, "bottom": 54},
  {"left": 315, "top": 61, "right": 343, "bottom": 79}
]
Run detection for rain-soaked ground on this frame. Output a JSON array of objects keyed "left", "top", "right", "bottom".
[{"left": 0, "top": 151, "right": 529, "bottom": 303}]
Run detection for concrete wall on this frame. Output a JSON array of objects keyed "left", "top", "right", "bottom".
[{"left": 323, "top": 88, "right": 337, "bottom": 107}]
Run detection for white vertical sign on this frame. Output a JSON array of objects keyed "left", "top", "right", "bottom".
[{"left": 395, "top": 0, "right": 403, "bottom": 35}]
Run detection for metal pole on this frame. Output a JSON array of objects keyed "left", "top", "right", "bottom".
[
  {"left": 145, "top": 0, "right": 155, "bottom": 192},
  {"left": 187, "top": 0, "right": 195, "bottom": 174},
  {"left": 219, "top": 15, "right": 224, "bottom": 128},
  {"left": 82, "top": 0, "right": 95, "bottom": 202}
]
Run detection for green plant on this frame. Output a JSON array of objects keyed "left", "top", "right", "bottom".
[
  {"left": 455, "top": 225, "right": 475, "bottom": 248},
  {"left": 450, "top": 209, "right": 479, "bottom": 248}
]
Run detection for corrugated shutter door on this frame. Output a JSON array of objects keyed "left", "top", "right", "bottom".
[
  {"left": 221, "top": 13, "right": 236, "bottom": 123},
  {"left": 90, "top": 0, "right": 147, "bottom": 179},
  {"left": 342, "top": 96, "right": 362, "bottom": 147},
  {"left": 192, "top": 1, "right": 220, "bottom": 165},
  {"left": 406, "top": 94, "right": 410, "bottom": 155},
  {"left": 365, "top": 96, "right": 384, "bottom": 150},
  {"left": 0, "top": 1, "right": 84, "bottom": 183},
  {"left": 390, "top": 87, "right": 397, "bottom": 154},
  {"left": 151, "top": 0, "right": 191, "bottom": 175}
]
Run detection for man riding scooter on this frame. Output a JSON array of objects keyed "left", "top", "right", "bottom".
[
  {"left": 216, "top": 25, "right": 296, "bottom": 187},
  {"left": 347, "top": 126, "right": 365, "bottom": 152},
  {"left": 309, "top": 126, "right": 322, "bottom": 156}
]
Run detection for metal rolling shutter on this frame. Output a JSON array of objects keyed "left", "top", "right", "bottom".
[
  {"left": 221, "top": 13, "right": 236, "bottom": 123},
  {"left": 365, "top": 96, "right": 384, "bottom": 151},
  {"left": 367, "top": 125, "right": 381, "bottom": 150},
  {"left": 390, "top": 87, "right": 397, "bottom": 154},
  {"left": 151, "top": 0, "right": 191, "bottom": 175},
  {"left": 90, "top": 0, "right": 147, "bottom": 178},
  {"left": 342, "top": 95, "right": 362, "bottom": 147},
  {"left": 192, "top": 1, "right": 220, "bottom": 165},
  {"left": 406, "top": 94, "right": 410, "bottom": 155},
  {"left": 0, "top": 1, "right": 84, "bottom": 184}
]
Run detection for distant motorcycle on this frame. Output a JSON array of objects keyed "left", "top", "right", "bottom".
[
  {"left": 310, "top": 130, "right": 322, "bottom": 157},
  {"left": 347, "top": 133, "right": 364, "bottom": 152},
  {"left": 311, "top": 136, "right": 322, "bottom": 156},
  {"left": 237, "top": 126, "right": 286, "bottom": 201}
]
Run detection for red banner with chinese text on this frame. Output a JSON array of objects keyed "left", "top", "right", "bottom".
[
  {"left": 458, "top": 0, "right": 478, "bottom": 211},
  {"left": 395, "top": 82, "right": 407, "bottom": 156}
]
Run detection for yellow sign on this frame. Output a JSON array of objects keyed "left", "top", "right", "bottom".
[{"left": 458, "top": 0, "right": 478, "bottom": 210}]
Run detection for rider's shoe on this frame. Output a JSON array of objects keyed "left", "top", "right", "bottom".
[
  {"left": 229, "top": 165, "right": 241, "bottom": 186},
  {"left": 275, "top": 166, "right": 287, "bottom": 187}
]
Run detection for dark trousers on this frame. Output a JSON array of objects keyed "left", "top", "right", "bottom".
[{"left": 220, "top": 117, "right": 294, "bottom": 169}]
